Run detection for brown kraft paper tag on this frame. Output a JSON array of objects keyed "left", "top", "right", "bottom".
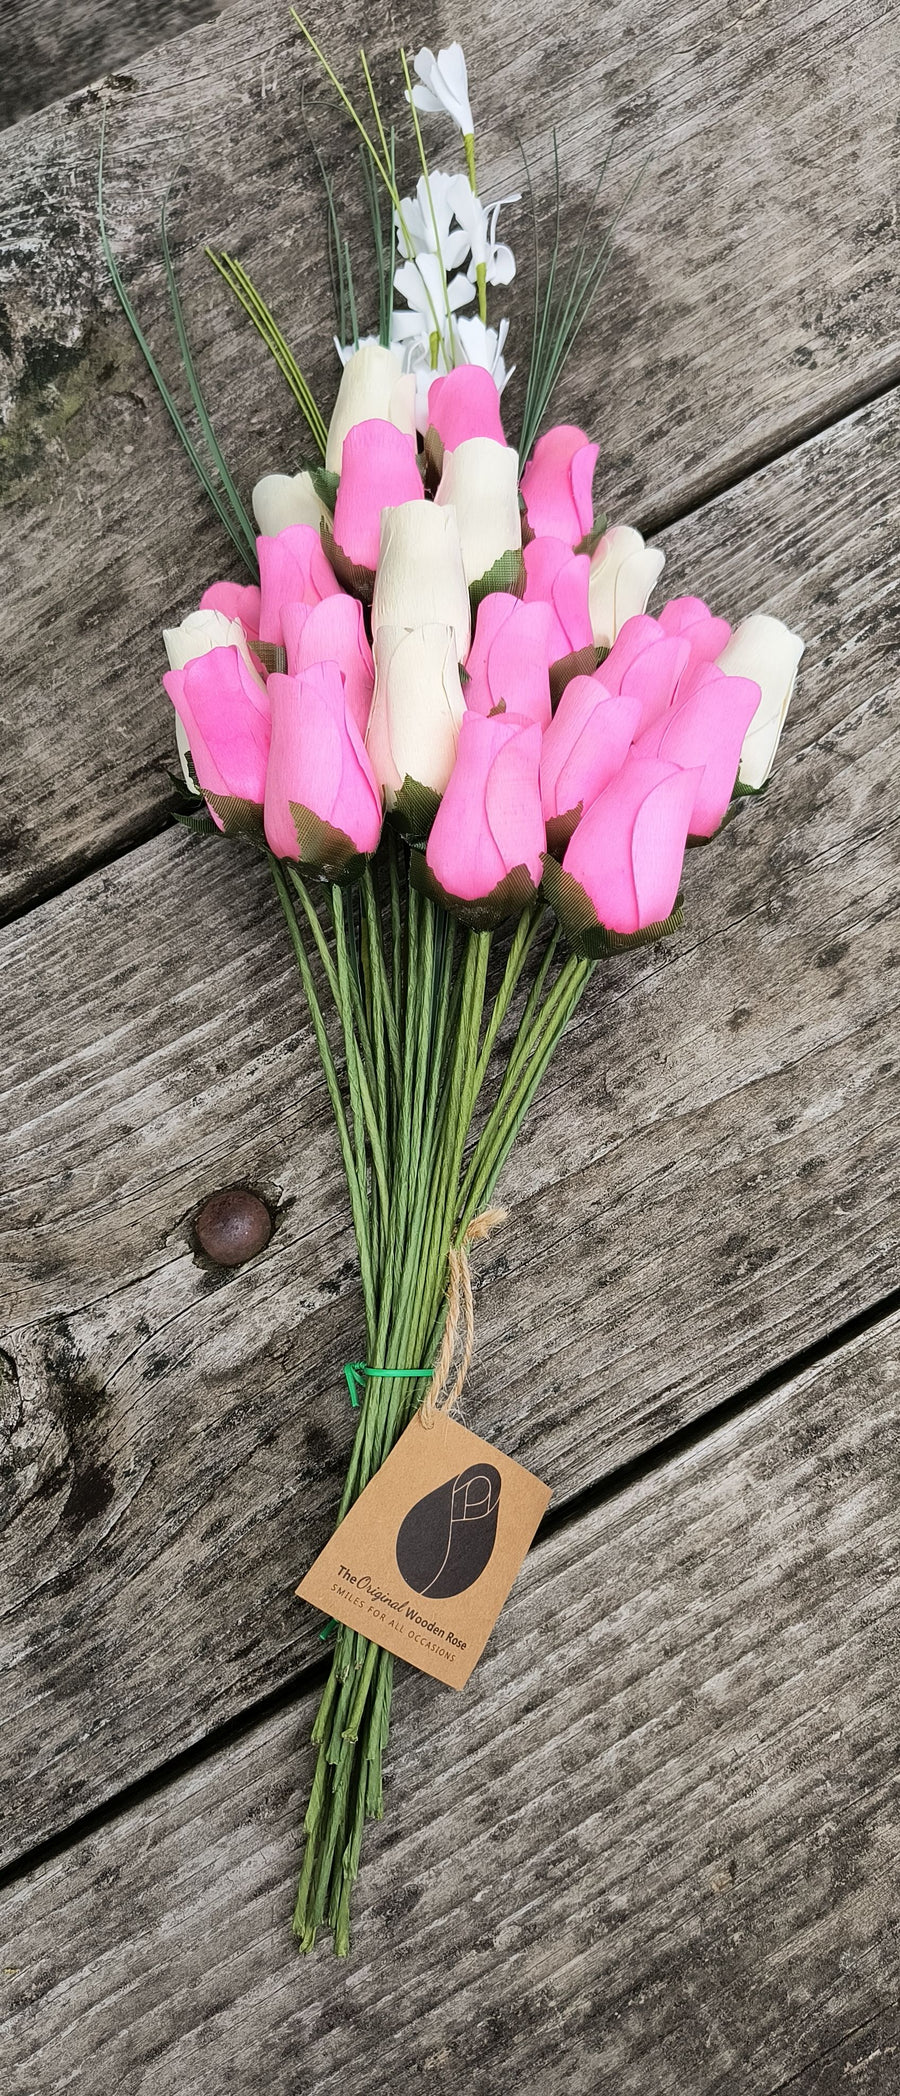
[{"left": 297, "top": 1411, "right": 552, "bottom": 1690}]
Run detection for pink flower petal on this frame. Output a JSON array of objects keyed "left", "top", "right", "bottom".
[
  {"left": 257, "top": 525, "right": 343, "bottom": 647},
  {"left": 332, "top": 419, "right": 423, "bottom": 570},
  {"left": 428, "top": 366, "right": 506, "bottom": 450},
  {"left": 199, "top": 580, "right": 262, "bottom": 638}
]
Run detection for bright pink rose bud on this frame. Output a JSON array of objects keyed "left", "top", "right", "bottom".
[
  {"left": 463, "top": 592, "right": 554, "bottom": 729},
  {"left": 562, "top": 754, "right": 701, "bottom": 936},
  {"left": 426, "top": 711, "right": 545, "bottom": 904},
  {"left": 599, "top": 615, "right": 692, "bottom": 735},
  {"left": 282, "top": 594, "right": 374, "bottom": 736},
  {"left": 257, "top": 524, "right": 342, "bottom": 648},
  {"left": 658, "top": 595, "right": 731, "bottom": 662},
  {"left": 199, "top": 579, "right": 261, "bottom": 640},
  {"left": 331, "top": 419, "right": 423, "bottom": 571},
  {"left": 523, "top": 538, "right": 593, "bottom": 664},
  {"left": 263, "top": 662, "right": 382, "bottom": 868},
  {"left": 163, "top": 646, "right": 270, "bottom": 827},
  {"left": 520, "top": 425, "right": 598, "bottom": 545},
  {"left": 634, "top": 661, "right": 760, "bottom": 838},
  {"left": 427, "top": 365, "right": 506, "bottom": 450},
  {"left": 540, "top": 675, "right": 642, "bottom": 847}
]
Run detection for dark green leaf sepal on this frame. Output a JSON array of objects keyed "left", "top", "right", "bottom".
[
  {"left": 288, "top": 803, "right": 369, "bottom": 884},
  {"left": 469, "top": 546, "right": 526, "bottom": 615},
  {"left": 549, "top": 644, "right": 602, "bottom": 708},
  {"left": 203, "top": 793, "right": 265, "bottom": 840},
  {"left": 309, "top": 466, "right": 340, "bottom": 513},
  {"left": 321, "top": 522, "right": 375, "bottom": 602},
  {"left": 389, "top": 776, "right": 442, "bottom": 848},
  {"left": 410, "top": 852, "right": 537, "bottom": 930}
]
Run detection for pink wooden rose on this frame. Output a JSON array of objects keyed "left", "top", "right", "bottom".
[
  {"left": 282, "top": 594, "right": 375, "bottom": 736},
  {"left": 257, "top": 524, "right": 343, "bottom": 648},
  {"left": 263, "top": 662, "right": 382, "bottom": 863},
  {"left": 540, "top": 675, "right": 641, "bottom": 840},
  {"left": 522, "top": 538, "right": 593, "bottom": 663},
  {"left": 634, "top": 661, "right": 760, "bottom": 838},
  {"left": 562, "top": 753, "right": 701, "bottom": 935},
  {"left": 427, "top": 365, "right": 506, "bottom": 450},
  {"left": 163, "top": 646, "right": 270, "bottom": 823},
  {"left": 520, "top": 425, "right": 598, "bottom": 545},
  {"left": 463, "top": 592, "right": 553, "bottom": 728},
  {"left": 426, "top": 711, "right": 544, "bottom": 902},
  {"left": 332, "top": 419, "right": 423, "bottom": 571}
]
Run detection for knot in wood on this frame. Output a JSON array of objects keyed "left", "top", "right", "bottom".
[{"left": 194, "top": 1189, "right": 272, "bottom": 1267}]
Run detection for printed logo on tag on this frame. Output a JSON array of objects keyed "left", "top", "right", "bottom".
[{"left": 297, "top": 1413, "right": 551, "bottom": 1689}]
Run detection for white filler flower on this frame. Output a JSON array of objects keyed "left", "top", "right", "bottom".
[{"left": 409, "top": 43, "right": 474, "bottom": 137}]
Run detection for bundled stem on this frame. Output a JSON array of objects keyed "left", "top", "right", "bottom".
[{"left": 271, "top": 842, "right": 593, "bottom": 1955}]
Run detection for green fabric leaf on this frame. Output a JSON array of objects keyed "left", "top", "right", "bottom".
[
  {"left": 549, "top": 644, "right": 602, "bottom": 709},
  {"left": 172, "top": 806, "right": 220, "bottom": 838},
  {"left": 389, "top": 776, "right": 442, "bottom": 848},
  {"left": 203, "top": 793, "right": 265, "bottom": 840},
  {"left": 320, "top": 522, "right": 375, "bottom": 603},
  {"left": 469, "top": 546, "right": 527, "bottom": 615},
  {"left": 310, "top": 466, "right": 340, "bottom": 513},
  {"left": 288, "top": 803, "right": 368, "bottom": 884},
  {"left": 573, "top": 517, "right": 608, "bottom": 557}
]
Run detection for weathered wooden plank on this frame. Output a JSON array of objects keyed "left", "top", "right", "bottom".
[
  {"left": 3, "top": 1311, "right": 898, "bottom": 2096},
  {"left": 1, "top": 390, "right": 898, "bottom": 1864},
  {"left": 2, "top": 0, "right": 900, "bottom": 909},
  {"left": 0, "top": 0, "right": 220, "bottom": 132}
]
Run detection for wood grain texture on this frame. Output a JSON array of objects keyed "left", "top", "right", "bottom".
[
  {"left": 0, "top": 0, "right": 222, "bottom": 131},
  {"left": 1, "top": 389, "right": 898, "bottom": 1866},
  {"left": 4, "top": 1311, "right": 899, "bottom": 2096},
  {"left": 2, "top": 0, "right": 900, "bottom": 908}
]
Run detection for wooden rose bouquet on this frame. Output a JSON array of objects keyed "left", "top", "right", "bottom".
[{"left": 100, "top": 24, "right": 804, "bottom": 1955}]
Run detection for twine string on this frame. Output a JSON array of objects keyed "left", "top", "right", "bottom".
[{"left": 419, "top": 1207, "right": 506, "bottom": 1429}]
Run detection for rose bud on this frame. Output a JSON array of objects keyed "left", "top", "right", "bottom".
[
  {"left": 372, "top": 501, "right": 471, "bottom": 660},
  {"left": 521, "top": 425, "right": 598, "bottom": 547},
  {"left": 427, "top": 364, "right": 506, "bottom": 451},
  {"left": 163, "top": 605, "right": 258, "bottom": 674},
  {"left": 633, "top": 661, "right": 761, "bottom": 838},
  {"left": 257, "top": 524, "right": 343, "bottom": 649},
  {"left": 434, "top": 437, "right": 521, "bottom": 590},
  {"left": 199, "top": 578, "right": 261, "bottom": 641},
  {"left": 163, "top": 646, "right": 270, "bottom": 832},
  {"left": 716, "top": 614, "right": 805, "bottom": 790},
  {"left": 522, "top": 537, "right": 594, "bottom": 665},
  {"left": 588, "top": 525, "right": 665, "bottom": 649},
  {"left": 252, "top": 471, "right": 328, "bottom": 537},
  {"left": 599, "top": 615, "right": 692, "bottom": 735},
  {"left": 560, "top": 753, "right": 701, "bottom": 939},
  {"left": 658, "top": 594, "right": 731, "bottom": 661},
  {"left": 367, "top": 624, "right": 465, "bottom": 808},
  {"left": 325, "top": 342, "right": 417, "bottom": 474},
  {"left": 540, "top": 675, "right": 642, "bottom": 852},
  {"left": 331, "top": 419, "right": 423, "bottom": 573},
  {"left": 425, "top": 710, "right": 545, "bottom": 916},
  {"left": 263, "top": 662, "right": 382, "bottom": 872},
  {"left": 282, "top": 595, "right": 374, "bottom": 736},
  {"left": 463, "top": 592, "right": 553, "bottom": 729}
]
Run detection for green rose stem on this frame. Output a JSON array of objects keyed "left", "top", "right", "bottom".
[{"left": 269, "top": 847, "right": 593, "bottom": 1954}]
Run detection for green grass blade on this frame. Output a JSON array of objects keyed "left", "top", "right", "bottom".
[
  {"left": 98, "top": 112, "right": 258, "bottom": 575},
  {"left": 159, "top": 190, "right": 258, "bottom": 562},
  {"left": 206, "top": 248, "right": 329, "bottom": 456}
]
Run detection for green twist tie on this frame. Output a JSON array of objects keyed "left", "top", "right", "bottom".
[{"left": 318, "top": 1362, "right": 435, "bottom": 1643}]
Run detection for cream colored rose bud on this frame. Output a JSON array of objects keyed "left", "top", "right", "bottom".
[
  {"left": 588, "top": 524, "right": 666, "bottom": 649},
  {"left": 372, "top": 500, "right": 471, "bottom": 660},
  {"left": 434, "top": 438, "right": 521, "bottom": 588},
  {"left": 367, "top": 623, "right": 465, "bottom": 805},
  {"left": 251, "top": 471, "right": 327, "bottom": 537},
  {"left": 717, "top": 613, "right": 805, "bottom": 790},
  {"left": 325, "top": 343, "right": 417, "bottom": 474},
  {"left": 162, "top": 607, "right": 257, "bottom": 674}
]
